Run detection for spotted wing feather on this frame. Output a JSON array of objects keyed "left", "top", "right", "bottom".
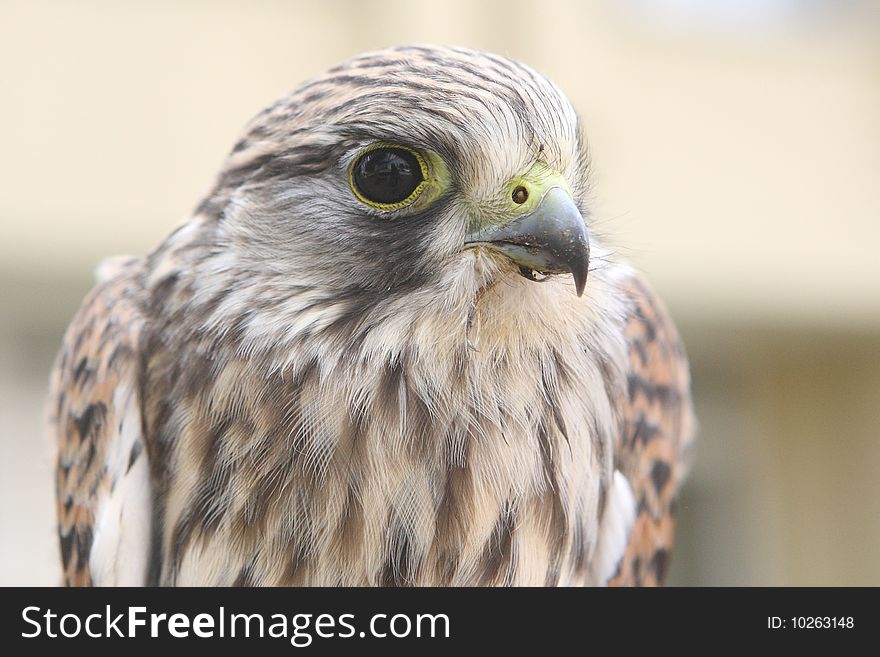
[
  {"left": 49, "top": 267, "right": 152, "bottom": 586},
  {"left": 608, "top": 274, "right": 695, "bottom": 586}
]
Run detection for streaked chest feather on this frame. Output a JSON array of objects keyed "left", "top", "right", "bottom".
[{"left": 146, "top": 274, "right": 629, "bottom": 586}]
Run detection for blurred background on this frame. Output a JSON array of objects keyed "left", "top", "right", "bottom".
[{"left": 1, "top": 0, "right": 878, "bottom": 586}]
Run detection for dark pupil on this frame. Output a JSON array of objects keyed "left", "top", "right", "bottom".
[{"left": 353, "top": 148, "right": 423, "bottom": 205}]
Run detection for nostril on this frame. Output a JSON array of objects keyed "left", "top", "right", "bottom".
[{"left": 512, "top": 186, "right": 529, "bottom": 204}]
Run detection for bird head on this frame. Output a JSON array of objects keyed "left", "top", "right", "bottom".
[{"left": 198, "top": 46, "right": 594, "bottom": 330}]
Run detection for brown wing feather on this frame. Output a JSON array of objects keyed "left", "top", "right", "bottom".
[
  {"left": 608, "top": 274, "right": 696, "bottom": 586},
  {"left": 48, "top": 267, "right": 146, "bottom": 586}
]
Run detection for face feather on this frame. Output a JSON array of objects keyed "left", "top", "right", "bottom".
[{"left": 192, "top": 45, "right": 591, "bottom": 309}]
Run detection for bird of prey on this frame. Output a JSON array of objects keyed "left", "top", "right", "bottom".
[{"left": 49, "top": 45, "right": 694, "bottom": 587}]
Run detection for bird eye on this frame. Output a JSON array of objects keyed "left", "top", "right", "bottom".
[{"left": 350, "top": 145, "right": 427, "bottom": 209}]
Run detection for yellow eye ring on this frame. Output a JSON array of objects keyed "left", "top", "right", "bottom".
[{"left": 348, "top": 143, "right": 429, "bottom": 211}]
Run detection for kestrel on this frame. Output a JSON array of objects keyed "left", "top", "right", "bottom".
[{"left": 49, "top": 45, "right": 695, "bottom": 586}]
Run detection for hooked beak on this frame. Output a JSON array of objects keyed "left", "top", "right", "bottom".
[{"left": 465, "top": 186, "right": 590, "bottom": 297}]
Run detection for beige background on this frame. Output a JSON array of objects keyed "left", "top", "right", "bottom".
[{"left": 1, "top": 0, "right": 878, "bottom": 585}]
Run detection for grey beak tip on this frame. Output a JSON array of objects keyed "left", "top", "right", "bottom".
[{"left": 571, "top": 260, "right": 588, "bottom": 297}]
